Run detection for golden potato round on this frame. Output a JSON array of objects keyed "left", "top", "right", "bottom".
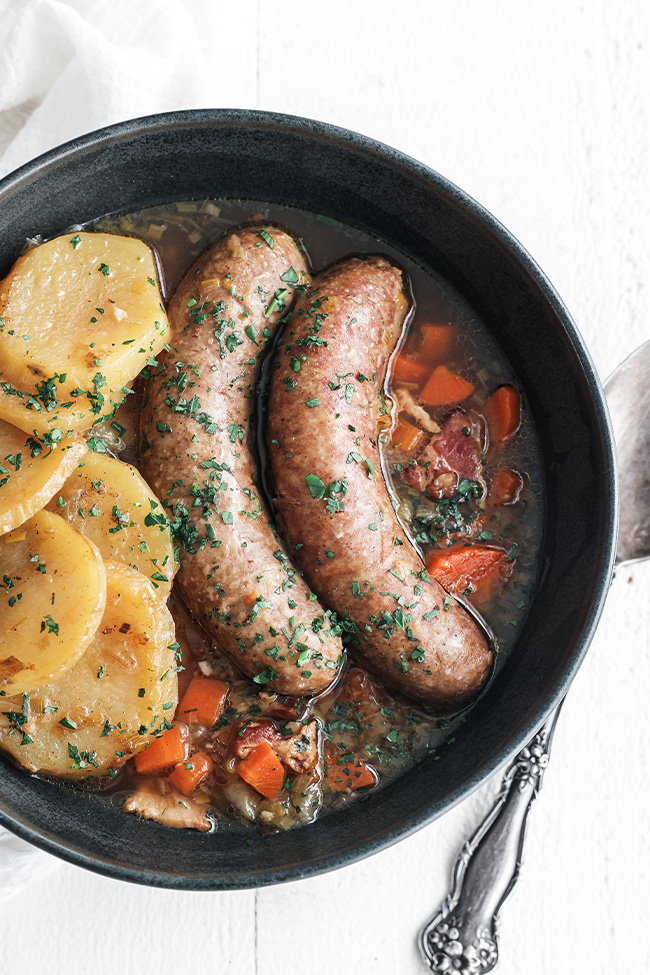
[
  {"left": 0, "top": 509, "right": 106, "bottom": 693},
  {"left": 0, "top": 561, "right": 178, "bottom": 779},
  {"left": 0, "top": 232, "right": 169, "bottom": 434},
  {"left": 0, "top": 419, "right": 87, "bottom": 535},
  {"left": 0, "top": 383, "right": 77, "bottom": 438},
  {"left": 0, "top": 381, "right": 109, "bottom": 437},
  {"left": 48, "top": 450, "right": 176, "bottom": 596}
]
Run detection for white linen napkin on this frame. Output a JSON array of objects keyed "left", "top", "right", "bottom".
[
  {"left": 0, "top": 0, "right": 257, "bottom": 899},
  {"left": 0, "top": 0, "right": 261, "bottom": 177},
  {"left": 0, "top": 0, "right": 199, "bottom": 175},
  {"left": 0, "top": 827, "right": 59, "bottom": 900}
]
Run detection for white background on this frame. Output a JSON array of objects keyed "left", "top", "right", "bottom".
[{"left": 1, "top": 1, "right": 649, "bottom": 973}]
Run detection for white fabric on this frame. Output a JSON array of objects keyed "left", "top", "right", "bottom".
[
  {"left": 0, "top": 0, "right": 244, "bottom": 901},
  {"left": 0, "top": 827, "right": 59, "bottom": 900},
  {"left": 0, "top": 0, "right": 197, "bottom": 175},
  {"left": 0, "top": 0, "right": 264, "bottom": 178}
]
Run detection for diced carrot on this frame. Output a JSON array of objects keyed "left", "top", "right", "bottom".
[
  {"left": 236, "top": 740, "right": 285, "bottom": 800},
  {"left": 329, "top": 667, "right": 383, "bottom": 725},
  {"left": 243, "top": 591, "right": 258, "bottom": 605},
  {"left": 426, "top": 544, "right": 514, "bottom": 602},
  {"left": 416, "top": 324, "right": 457, "bottom": 365},
  {"left": 420, "top": 365, "right": 475, "bottom": 406},
  {"left": 483, "top": 385, "right": 521, "bottom": 447},
  {"left": 326, "top": 744, "right": 377, "bottom": 792},
  {"left": 336, "top": 667, "right": 379, "bottom": 717},
  {"left": 169, "top": 751, "right": 214, "bottom": 796},
  {"left": 134, "top": 725, "right": 188, "bottom": 776},
  {"left": 390, "top": 353, "right": 430, "bottom": 386},
  {"left": 177, "top": 676, "right": 229, "bottom": 726},
  {"left": 490, "top": 468, "right": 524, "bottom": 507},
  {"left": 391, "top": 414, "right": 425, "bottom": 453}
]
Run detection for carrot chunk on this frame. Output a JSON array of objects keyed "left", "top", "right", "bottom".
[
  {"left": 177, "top": 677, "right": 229, "bottom": 726},
  {"left": 335, "top": 667, "right": 381, "bottom": 722},
  {"left": 390, "top": 353, "right": 430, "bottom": 386},
  {"left": 391, "top": 414, "right": 425, "bottom": 453},
  {"left": 426, "top": 544, "right": 514, "bottom": 602},
  {"left": 134, "top": 726, "right": 188, "bottom": 775},
  {"left": 416, "top": 324, "right": 457, "bottom": 365},
  {"left": 169, "top": 751, "right": 214, "bottom": 795},
  {"left": 483, "top": 385, "right": 521, "bottom": 447},
  {"left": 237, "top": 740, "right": 285, "bottom": 800},
  {"left": 490, "top": 468, "right": 523, "bottom": 507},
  {"left": 326, "top": 744, "right": 377, "bottom": 792},
  {"left": 420, "top": 365, "right": 475, "bottom": 406}
]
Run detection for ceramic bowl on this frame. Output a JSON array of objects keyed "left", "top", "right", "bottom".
[{"left": 0, "top": 110, "right": 617, "bottom": 888}]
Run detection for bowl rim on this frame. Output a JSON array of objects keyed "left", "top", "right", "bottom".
[{"left": 0, "top": 108, "right": 618, "bottom": 889}]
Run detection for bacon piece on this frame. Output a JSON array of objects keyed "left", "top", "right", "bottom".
[
  {"left": 402, "top": 409, "right": 486, "bottom": 499},
  {"left": 230, "top": 717, "right": 320, "bottom": 774},
  {"left": 230, "top": 718, "right": 278, "bottom": 760},
  {"left": 274, "top": 720, "right": 319, "bottom": 774},
  {"left": 257, "top": 691, "right": 310, "bottom": 721}
]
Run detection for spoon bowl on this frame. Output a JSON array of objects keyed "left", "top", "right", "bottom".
[{"left": 605, "top": 340, "right": 650, "bottom": 565}]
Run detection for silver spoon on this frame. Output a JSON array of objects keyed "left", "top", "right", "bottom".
[{"left": 419, "top": 340, "right": 650, "bottom": 973}]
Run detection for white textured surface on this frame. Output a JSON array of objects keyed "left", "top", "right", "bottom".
[{"left": 1, "top": 1, "right": 649, "bottom": 971}]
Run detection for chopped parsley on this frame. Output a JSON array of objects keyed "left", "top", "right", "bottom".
[{"left": 257, "top": 229, "right": 275, "bottom": 249}]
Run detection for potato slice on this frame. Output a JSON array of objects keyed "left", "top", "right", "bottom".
[
  {"left": 0, "top": 560, "right": 178, "bottom": 779},
  {"left": 0, "top": 419, "right": 87, "bottom": 535},
  {"left": 0, "top": 382, "right": 94, "bottom": 438},
  {"left": 0, "top": 509, "right": 106, "bottom": 693},
  {"left": 0, "top": 232, "right": 169, "bottom": 434},
  {"left": 48, "top": 450, "right": 176, "bottom": 596}
]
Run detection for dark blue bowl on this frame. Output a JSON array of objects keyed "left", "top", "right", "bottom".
[{"left": 0, "top": 110, "right": 617, "bottom": 889}]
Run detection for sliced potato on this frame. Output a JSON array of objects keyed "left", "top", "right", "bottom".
[
  {"left": 0, "top": 560, "right": 178, "bottom": 779},
  {"left": 0, "top": 509, "right": 106, "bottom": 693},
  {"left": 0, "top": 382, "right": 82, "bottom": 438},
  {"left": 0, "top": 232, "right": 168, "bottom": 434},
  {"left": 0, "top": 419, "right": 87, "bottom": 535},
  {"left": 48, "top": 450, "right": 176, "bottom": 596},
  {"left": 0, "top": 379, "right": 115, "bottom": 438}
]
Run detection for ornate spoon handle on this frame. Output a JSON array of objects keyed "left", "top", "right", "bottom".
[{"left": 419, "top": 706, "right": 561, "bottom": 973}]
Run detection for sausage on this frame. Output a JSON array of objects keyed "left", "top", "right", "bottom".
[
  {"left": 141, "top": 227, "right": 344, "bottom": 695},
  {"left": 267, "top": 256, "right": 492, "bottom": 708}
]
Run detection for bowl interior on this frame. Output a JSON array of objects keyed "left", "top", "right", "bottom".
[{"left": 0, "top": 110, "right": 617, "bottom": 888}]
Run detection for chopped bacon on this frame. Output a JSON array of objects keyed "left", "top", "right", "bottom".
[
  {"left": 401, "top": 409, "right": 486, "bottom": 499},
  {"left": 230, "top": 717, "right": 320, "bottom": 775},
  {"left": 230, "top": 718, "right": 278, "bottom": 760},
  {"left": 274, "top": 720, "right": 319, "bottom": 774},
  {"left": 401, "top": 460, "right": 429, "bottom": 492},
  {"left": 257, "top": 691, "right": 310, "bottom": 721}
]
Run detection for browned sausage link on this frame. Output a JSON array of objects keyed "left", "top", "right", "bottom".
[
  {"left": 141, "top": 227, "right": 344, "bottom": 695},
  {"left": 267, "top": 257, "right": 491, "bottom": 708}
]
